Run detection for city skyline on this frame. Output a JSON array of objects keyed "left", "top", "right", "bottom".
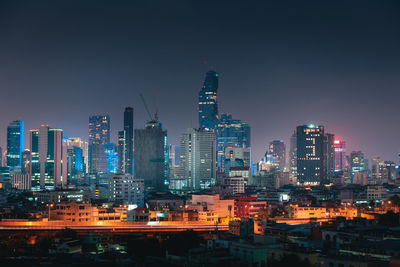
[{"left": 1, "top": 1, "right": 400, "bottom": 162}]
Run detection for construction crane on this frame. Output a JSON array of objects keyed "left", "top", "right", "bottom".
[{"left": 140, "top": 93, "right": 153, "bottom": 121}]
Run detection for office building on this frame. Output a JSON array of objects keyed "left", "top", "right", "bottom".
[
  {"left": 296, "top": 125, "right": 324, "bottom": 185},
  {"left": 64, "top": 137, "right": 88, "bottom": 173},
  {"left": 6, "top": 120, "right": 24, "bottom": 169},
  {"left": 323, "top": 133, "right": 335, "bottom": 181},
  {"left": 11, "top": 173, "right": 30, "bottom": 190},
  {"left": 179, "top": 128, "right": 217, "bottom": 190},
  {"left": 198, "top": 70, "right": 219, "bottom": 129},
  {"left": 118, "top": 130, "right": 127, "bottom": 173},
  {"left": 66, "top": 146, "right": 84, "bottom": 185},
  {"left": 268, "top": 140, "right": 286, "bottom": 171},
  {"left": 108, "top": 174, "right": 144, "bottom": 206},
  {"left": 334, "top": 139, "right": 346, "bottom": 172},
  {"left": 349, "top": 151, "right": 365, "bottom": 176},
  {"left": 88, "top": 115, "right": 110, "bottom": 173},
  {"left": 134, "top": 120, "right": 168, "bottom": 191},
  {"left": 123, "top": 107, "right": 134, "bottom": 174},
  {"left": 21, "top": 149, "right": 31, "bottom": 175},
  {"left": 216, "top": 113, "right": 250, "bottom": 171},
  {"left": 104, "top": 143, "right": 118, "bottom": 174},
  {"left": 289, "top": 131, "right": 297, "bottom": 177},
  {"left": 30, "top": 125, "right": 67, "bottom": 191}
]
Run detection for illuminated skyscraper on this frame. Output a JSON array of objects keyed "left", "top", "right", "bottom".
[
  {"left": 118, "top": 130, "right": 127, "bottom": 173},
  {"left": 6, "top": 120, "right": 24, "bottom": 169},
  {"left": 216, "top": 113, "right": 250, "bottom": 171},
  {"left": 66, "top": 146, "right": 84, "bottom": 184},
  {"left": 30, "top": 125, "right": 67, "bottom": 191},
  {"left": 88, "top": 115, "right": 110, "bottom": 173},
  {"left": 123, "top": 107, "right": 134, "bottom": 174},
  {"left": 21, "top": 149, "right": 30, "bottom": 175},
  {"left": 134, "top": 120, "right": 168, "bottom": 191},
  {"left": 323, "top": 133, "right": 335, "bottom": 180},
  {"left": 105, "top": 143, "right": 118, "bottom": 174},
  {"left": 349, "top": 151, "right": 365, "bottom": 176},
  {"left": 64, "top": 137, "right": 88, "bottom": 173},
  {"left": 268, "top": 140, "right": 286, "bottom": 171},
  {"left": 198, "top": 70, "right": 219, "bottom": 129},
  {"left": 296, "top": 125, "right": 324, "bottom": 185},
  {"left": 333, "top": 139, "right": 346, "bottom": 172},
  {"left": 179, "top": 128, "right": 217, "bottom": 191},
  {"left": 289, "top": 131, "right": 297, "bottom": 176}
]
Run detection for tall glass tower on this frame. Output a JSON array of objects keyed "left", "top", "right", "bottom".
[
  {"left": 198, "top": 70, "right": 219, "bottom": 129},
  {"left": 7, "top": 120, "right": 24, "bottom": 169},
  {"left": 123, "top": 107, "right": 134, "bottom": 174},
  {"left": 88, "top": 115, "right": 110, "bottom": 173},
  {"left": 215, "top": 114, "right": 250, "bottom": 171}
]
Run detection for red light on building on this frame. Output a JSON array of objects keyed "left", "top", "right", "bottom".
[{"left": 334, "top": 139, "right": 341, "bottom": 145}]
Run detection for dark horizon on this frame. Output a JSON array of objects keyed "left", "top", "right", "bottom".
[{"left": 1, "top": 0, "right": 400, "bottom": 162}]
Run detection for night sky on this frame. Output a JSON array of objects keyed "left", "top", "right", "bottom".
[{"left": 1, "top": 1, "right": 400, "bottom": 162}]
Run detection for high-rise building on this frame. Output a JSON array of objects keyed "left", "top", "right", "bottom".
[
  {"left": 349, "top": 151, "right": 365, "bottom": 176},
  {"left": 118, "top": 130, "right": 127, "bottom": 173},
  {"left": 198, "top": 70, "right": 219, "bottom": 129},
  {"left": 334, "top": 139, "right": 346, "bottom": 172},
  {"left": 134, "top": 120, "right": 168, "bottom": 191},
  {"left": 216, "top": 113, "right": 250, "bottom": 171},
  {"left": 6, "top": 120, "right": 24, "bottom": 169},
  {"left": 323, "top": 133, "right": 335, "bottom": 181},
  {"left": 108, "top": 174, "right": 144, "bottom": 206},
  {"left": 66, "top": 146, "right": 84, "bottom": 184},
  {"left": 296, "top": 125, "right": 324, "bottom": 185},
  {"left": 88, "top": 115, "right": 110, "bottom": 173},
  {"left": 64, "top": 137, "right": 88, "bottom": 173},
  {"left": 105, "top": 143, "right": 118, "bottom": 174},
  {"left": 123, "top": 107, "right": 134, "bottom": 174},
  {"left": 289, "top": 131, "right": 297, "bottom": 177},
  {"left": 371, "top": 157, "right": 387, "bottom": 184},
  {"left": 21, "top": 149, "right": 31, "bottom": 175},
  {"left": 179, "top": 128, "right": 217, "bottom": 191},
  {"left": 30, "top": 125, "right": 67, "bottom": 191},
  {"left": 268, "top": 140, "right": 286, "bottom": 171}
]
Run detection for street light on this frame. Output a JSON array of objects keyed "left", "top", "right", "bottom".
[{"left": 46, "top": 204, "right": 54, "bottom": 220}]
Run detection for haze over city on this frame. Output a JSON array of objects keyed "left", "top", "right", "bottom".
[{"left": 1, "top": 1, "right": 400, "bottom": 162}]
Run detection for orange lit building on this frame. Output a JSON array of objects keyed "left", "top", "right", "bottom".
[{"left": 51, "top": 202, "right": 127, "bottom": 223}]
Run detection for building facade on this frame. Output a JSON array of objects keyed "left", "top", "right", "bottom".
[
  {"left": 108, "top": 174, "right": 144, "bottom": 206},
  {"left": 30, "top": 125, "right": 67, "bottom": 191},
  {"left": 179, "top": 128, "right": 217, "bottom": 191},
  {"left": 198, "top": 70, "right": 219, "bottom": 129},
  {"left": 134, "top": 120, "right": 168, "bottom": 191},
  {"left": 123, "top": 107, "right": 134, "bottom": 174},
  {"left": 296, "top": 125, "right": 324, "bottom": 185},
  {"left": 6, "top": 120, "right": 24, "bottom": 169}
]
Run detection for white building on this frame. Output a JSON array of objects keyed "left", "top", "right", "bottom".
[
  {"left": 179, "top": 128, "right": 216, "bottom": 190},
  {"left": 108, "top": 174, "right": 144, "bottom": 206}
]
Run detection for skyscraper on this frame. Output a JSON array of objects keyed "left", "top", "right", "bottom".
[
  {"left": 289, "top": 131, "right": 297, "bottom": 177},
  {"left": 198, "top": 70, "right": 219, "bottom": 129},
  {"left": 64, "top": 137, "right": 88, "bottom": 173},
  {"left": 6, "top": 120, "right": 24, "bottom": 169},
  {"left": 118, "top": 130, "right": 126, "bottom": 173},
  {"left": 134, "top": 120, "right": 168, "bottom": 191},
  {"left": 349, "top": 151, "right": 365, "bottom": 176},
  {"left": 89, "top": 115, "right": 110, "bottom": 144},
  {"left": 215, "top": 113, "right": 250, "bottom": 171},
  {"left": 179, "top": 128, "right": 217, "bottom": 191},
  {"left": 30, "top": 125, "right": 67, "bottom": 191},
  {"left": 66, "top": 146, "right": 84, "bottom": 184},
  {"left": 88, "top": 115, "right": 110, "bottom": 173},
  {"left": 323, "top": 133, "right": 335, "bottom": 181},
  {"left": 268, "top": 140, "right": 286, "bottom": 171},
  {"left": 123, "top": 107, "right": 134, "bottom": 174},
  {"left": 334, "top": 139, "right": 346, "bottom": 172},
  {"left": 296, "top": 125, "right": 324, "bottom": 185},
  {"left": 21, "top": 149, "right": 31, "bottom": 175}
]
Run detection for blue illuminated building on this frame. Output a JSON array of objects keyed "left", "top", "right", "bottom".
[
  {"left": 216, "top": 114, "right": 250, "bottom": 171},
  {"left": 6, "top": 120, "right": 24, "bottom": 169},
  {"left": 198, "top": 70, "right": 219, "bottom": 129}
]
